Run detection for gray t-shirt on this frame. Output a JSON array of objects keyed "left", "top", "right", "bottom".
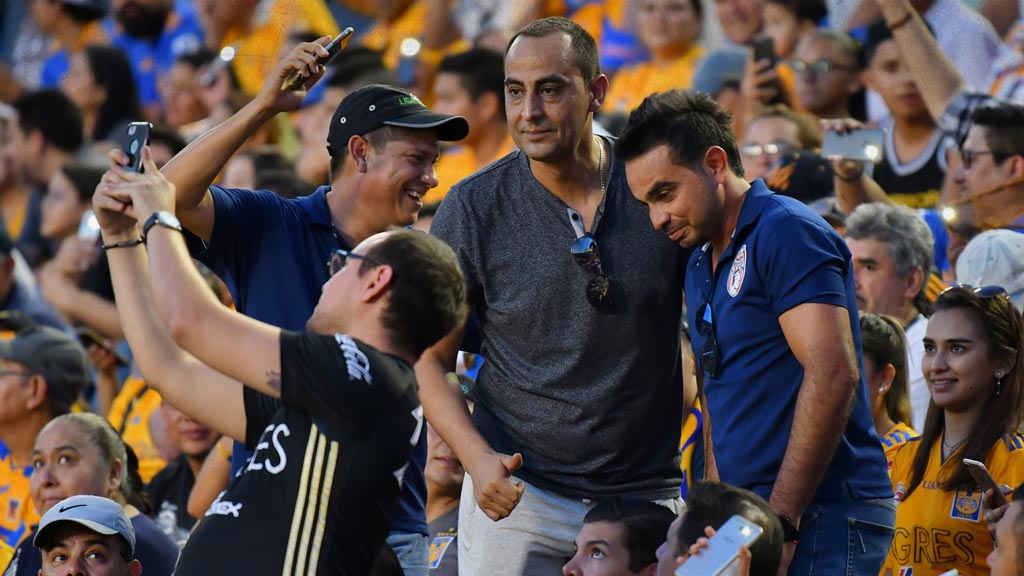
[{"left": 432, "top": 141, "right": 686, "bottom": 499}]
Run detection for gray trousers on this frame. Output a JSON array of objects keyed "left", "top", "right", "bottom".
[{"left": 457, "top": 474, "right": 684, "bottom": 575}]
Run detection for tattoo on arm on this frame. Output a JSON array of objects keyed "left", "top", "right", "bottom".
[{"left": 266, "top": 370, "right": 282, "bottom": 393}]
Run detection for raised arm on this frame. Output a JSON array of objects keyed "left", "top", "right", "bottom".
[
  {"left": 102, "top": 148, "right": 289, "bottom": 401},
  {"left": 415, "top": 324, "right": 525, "bottom": 521},
  {"left": 874, "top": 0, "right": 967, "bottom": 120},
  {"left": 160, "top": 38, "right": 332, "bottom": 241},
  {"left": 94, "top": 154, "right": 247, "bottom": 442}
]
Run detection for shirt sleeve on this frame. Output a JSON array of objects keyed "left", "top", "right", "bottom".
[
  {"left": 760, "top": 211, "right": 849, "bottom": 316},
  {"left": 278, "top": 331, "right": 397, "bottom": 442},
  {"left": 243, "top": 388, "right": 282, "bottom": 449},
  {"left": 192, "top": 186, "right": 286, "bottom": 291},
  {"left": 430, "top": 187, "right": 483, "bottom": 310}
]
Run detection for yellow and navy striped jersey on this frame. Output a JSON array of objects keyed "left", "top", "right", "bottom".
[
  {"left": 880, "top": 422, "right": 919, "bottom": 474},
  {"left": 0, "top": 441, "right": 37, "bottom": 547},
  {"left": 679, "top": 398, "right": 703, "bottom": 499},
  {"left": 106, "top": 376, "right": 167, "bottom": 484},
  {"left": 883, "top": 433, "right": 1024, "bottom": 576}
]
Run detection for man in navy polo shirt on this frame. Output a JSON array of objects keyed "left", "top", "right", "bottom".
[
  {"left": 158, "top": 38, "right": 469, "bottom": 575},
  {"left": 617, "top": 89, "right": 894, "bottom": 575}
]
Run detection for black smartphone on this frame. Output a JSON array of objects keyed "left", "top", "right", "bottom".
[
  {"left": 122, "top": 121, "right": 152, "bottom": 173},
  {"left": 75, "top": 326, "right": 130, "bottom": 367},
  {"left": 752, "top": 36, "right": 776, "bottom": 69},
  {"left": 281, "top": 27, "right": 355, "bottom": 91}
]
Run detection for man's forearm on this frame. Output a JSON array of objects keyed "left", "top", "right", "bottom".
[
  {"left": 770, "top": 372, "right": 858, "bottom": 520},
  {"left": 161, "top": 99, "right": 277, "bottom": 238},
  {"left": 835, "top": 172, "right": 890, "bottom": 215}
]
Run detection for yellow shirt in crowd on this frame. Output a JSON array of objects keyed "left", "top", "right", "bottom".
[
  {"left": 106, "top": 376, "right": 167, "bottom": 484},
  {"left": 604, "top": 45, "right": 705, "bottom": 114},
  {"left": 883, "top": 434, "right": 1024, "bottom": 576},
  {"left": 223, "top": 0, "right": 339, "bottom": 95},
  {"left": 881, "top": 422, "right": 919, "bottom": 474},
  {"left": 0, "top": 441, "right": 38, "bottom": 548},
  {"left": 426, "top": 135, "right": 517, "bottom": 205},
  {"left": 679, "top": 397, "right": 702, "bottom": 498}
]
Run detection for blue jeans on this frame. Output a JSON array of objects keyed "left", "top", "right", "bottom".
[
  {"left": 387, "top": 530, "right": 430, "bottom": 576},
  {"left": 788, "top": 497, "right": 895, "bottom": 576}
]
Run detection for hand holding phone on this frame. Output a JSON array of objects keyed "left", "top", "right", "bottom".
[
  {"left": 122, "top": 122, "right": 153, "bottom": 173},
  {"left": 676, "top": 515, "right": 763, "bottom": 576},
  {"left": 963, "top": 458, "right": 1009, "bottom": 508},
  {"left": 75, "top": 326, "right": 130, "bottom": 367},
  {"left": 281, "top": 28, "right": 355, "bottom": 92}
]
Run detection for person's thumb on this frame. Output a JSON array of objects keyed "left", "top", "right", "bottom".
[{"left": 501, "top": 452, "right": 523, "bottom": 476}]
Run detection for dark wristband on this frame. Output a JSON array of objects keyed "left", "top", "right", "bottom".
[{"left": 100, "top": 237, "right": 145, "bottom": 250}]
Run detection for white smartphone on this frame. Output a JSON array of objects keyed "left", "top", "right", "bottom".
[
  {"left": 675, "top": 515, "right": 764, "bottom": 576},
  {"left": 822, "top": 127, "right": 885, "bottom": 163},
  {"left": 963, "top": 458, "right": 1009, "bottom": 508}
]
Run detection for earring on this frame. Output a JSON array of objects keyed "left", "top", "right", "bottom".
[{"left": 997, "top": 377, "right": 1003, "bottom": 396}]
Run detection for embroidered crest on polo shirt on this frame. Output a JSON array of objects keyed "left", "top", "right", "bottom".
[
  {"left": 727, "top": 244, "right": 748, "bottom": 297},
  {"left": 949, "top": 488, "right": 983, "bottom": 522}
]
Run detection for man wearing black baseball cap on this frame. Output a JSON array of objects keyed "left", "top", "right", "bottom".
[
  {"left": 0, "top": 326, "right": 89, "bottom": 548},
  {"left": 118, "top": 37, "right": 467, "bottom": 574},
  {"left": 34, "top": 495, "right": 140, "bottom": 576}
]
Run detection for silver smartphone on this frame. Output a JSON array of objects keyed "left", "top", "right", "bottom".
[
  {"left": 963, "top": 458, "right": 1009, "bottom": 508},
  {"left": 822, "top": 127, "right": 885, "bottom": 163},
  {"left": 675, "top": 515, "right": 764, "bottom": 576}
]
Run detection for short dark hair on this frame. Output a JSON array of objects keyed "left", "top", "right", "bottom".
[
  {"left": 328, "top": 125, "right": 410, "bottom": 177},
  {"left": 507, "top": 17, "right": 600, "bottom": 82},
  {"left": 359, "top": 229, "right": 468, "bottom": 357},
  {"left": 764, "top": 0, "right": 827, "bottom": 24},
  {"left": 59, "top": 163, "right": 106, "bottom": 204},
  {"left": 675, "top": 482, "right": 784, "bottom": 576},
  {"left": 81, "top": 44, "right": 142, "bottom": 141},
  {"left": 60, "top": 2, "right": 107, "bottom": 23},
  {"left": 439, "top": 48, "right": 507, "bottom": 117},
  {"left": 13, "top": 90, "right": 83, "bottom": 153},
  {"left": 971, "top": 101, "right": 1024, "bottom": 156},
  {"left": 583, "top": 497, "right": 676, "bottom": 572},
  {"left": 616, "top": 89, "right": 744, "bottom": 176}
]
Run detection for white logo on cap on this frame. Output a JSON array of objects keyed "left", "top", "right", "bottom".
[
  {"left": 339, "top": 117, "right": 346, "bottom": 123},
  {"left": 369, "top": 104, "right": 376, "bottom": 111}
]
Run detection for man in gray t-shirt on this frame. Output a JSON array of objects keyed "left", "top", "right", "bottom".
[{"left": 417, "top": 17, "right": 686, "bottom": 574}]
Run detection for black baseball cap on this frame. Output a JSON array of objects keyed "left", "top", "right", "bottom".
[
  {"left": 0, "top": 326, "right": 88, "bottom": 407},
  {"left": 326, "top": 84, "right": 469, "bottom": 156}
]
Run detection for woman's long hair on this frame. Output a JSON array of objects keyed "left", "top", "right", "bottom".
[{"left": 902, "top": 287, "right": 1024, "bottom": 500}]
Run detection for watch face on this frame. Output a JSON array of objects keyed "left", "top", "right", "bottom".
[{"left": 157, "top": 212, "right": 181, "bottom": 229}]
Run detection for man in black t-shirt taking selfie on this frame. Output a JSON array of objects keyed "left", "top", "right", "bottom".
[{"left": 93, "top": 148, "right": 468, "bottom": 575}]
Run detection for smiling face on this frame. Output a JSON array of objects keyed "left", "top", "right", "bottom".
[
  {"left": 563, "top": 521, "right": 642, "bottom": 576},
  {"left": 922, "top": 307, "right": 1006, "bottom": 414},
  {"left": 504, "top": 33, "right": 601, "bottom": 164},
  {"left": 31, "top": 420, "right": 119, "bottom": 515},
  {"left": 625, "top": 144, "right": 723, "bottom": 248},
  {"left": 357, "top": 127, "right": 440, "bottom": 229}
]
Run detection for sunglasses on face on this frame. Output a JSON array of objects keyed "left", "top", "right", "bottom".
[
  {"left": 571, "top": 235, "right": 613, "bottom": 309},
  {"left": 740, "top": 141, "right": 796, "bottom": 158},
  {"left": 959, "top": 148, "right": 1016, "bottom": 170},
  {"left": 327, "top": 248, "right": 384, "bottom": 276},
  {"left": 787, "top": 59, "right": 856, "bottom": 76}
]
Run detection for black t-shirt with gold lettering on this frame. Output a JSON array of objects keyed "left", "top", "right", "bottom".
[{"left": 174, "top": 332, "right": 422, "bottom": 575}]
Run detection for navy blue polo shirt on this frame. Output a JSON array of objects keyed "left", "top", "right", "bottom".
[
  {"left": 686, "top": 179, "right": 891, "bottom": 503},
  {"left": 191, "top": 185, "right": 428, "bottom": 536}
]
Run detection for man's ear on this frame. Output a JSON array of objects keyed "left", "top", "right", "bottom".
[
  {"left": 903, "top": 267, "right": 924, "bottom": 302},
  {"left": 348, "top": 135, "right": 370, "bottom": 173},
  {"left": 361, "top": 264, "right": 394, "bottom": 303},
  {"left": 24, "top": 374, "right": 48, "bottom": 412},
  {"left": 128, "top": 559, "right": 142, "bottom": 576},
  {"left": 588, "top": 74, "right": 609, "bottom": 114},
  {"left": 704, "top": 146, "right": 731, "bottom": 182}
]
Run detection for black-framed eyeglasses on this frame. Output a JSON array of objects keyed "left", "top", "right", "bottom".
[
  {"left": 697, "top": 302, "right": 719, "bottom": 378},
  {"left": 787, "top": 58, "right": 856, "bottom": 76},
  {"left": 327, "top": 248, "right": 385, "bottom": 277},
  {"left": 740, "top": 142, "right": 796, "bottom": 159},
  {"left": 959, "top": 148, "right": 1017, "bottom": 170},
  {"left": 571, "top": 235, "right": 613, "bottom": 309},
  {"left": 938, "top": 283, "right": 1009, "bottom": 300}
]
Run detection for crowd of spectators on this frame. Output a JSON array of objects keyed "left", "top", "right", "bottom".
[{"left": 1, "top": 0, "right": 1024, "bottom": 575}]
